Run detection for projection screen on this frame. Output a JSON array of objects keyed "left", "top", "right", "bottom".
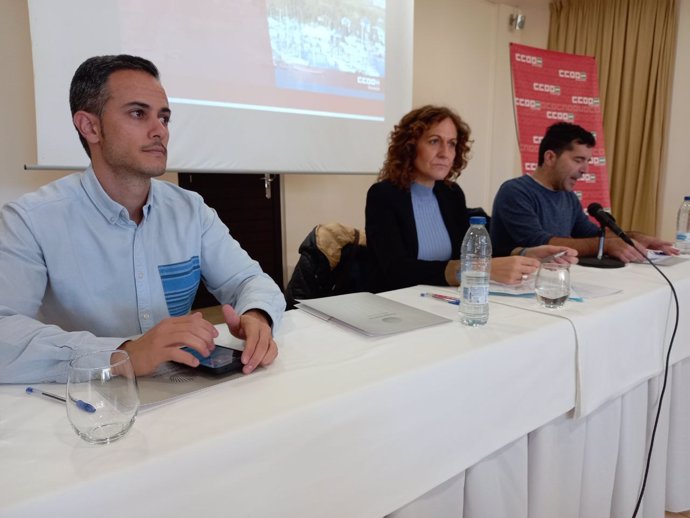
[{"left": 27, "top": 0, "right": 413, "bottom": 174}]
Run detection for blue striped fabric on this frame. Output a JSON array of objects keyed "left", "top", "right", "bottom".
[{"left": 158, "top": 256, "right": 201, "bottom": 316}]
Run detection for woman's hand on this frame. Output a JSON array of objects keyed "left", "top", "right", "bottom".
[
  {"left": 523, "top": 245, "right": 578, "bottom": 264},
  {"left": 445, "top": 259, "right": 461, "bottom": 286},
  {"left": 490, "top": 256, "right": 541, "bottom": 285}
]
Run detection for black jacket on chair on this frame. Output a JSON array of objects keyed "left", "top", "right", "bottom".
[{"left": 284, "top": 225, "right": 368, "bottom": 310}]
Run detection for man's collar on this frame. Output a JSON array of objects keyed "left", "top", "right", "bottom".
[
  {"left": 529, "top": 169, "right": 556, "bottom": 191},
  {"left": 80, "top": 167, "right": 154, "bottom": 224}
]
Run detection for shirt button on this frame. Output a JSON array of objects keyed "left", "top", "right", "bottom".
[
  {"left": 138, "top": 272, "right": 144, "bottom": 279},
  {"left": 142, "top": 311, "right": 151, "bottom": 320}
]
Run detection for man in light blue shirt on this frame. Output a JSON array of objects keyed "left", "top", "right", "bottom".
[{"left": 0, "top": 55, "right": 285, "bottom": 383}]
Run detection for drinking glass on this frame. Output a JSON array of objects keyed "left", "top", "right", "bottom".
[
  {"left": 534, "top": 262, "right": 570, "bottom": 309},
  {"left": 66, "top": 350, "right": 139, "bottom": 444}
]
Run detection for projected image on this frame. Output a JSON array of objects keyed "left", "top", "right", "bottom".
[
  {"left": 266, "top": 0, "right": 385, "bottom": 102},
  {"left": 116, "top": 0, "right": 385, "bottom": 120}
]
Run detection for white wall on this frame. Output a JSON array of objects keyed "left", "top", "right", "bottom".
[
  {"left": 1, "top": 0, "right": 686, "bottom": 286},
  {"left": 281, "top": 173, "right": 376, "bottom": 272},
  {"left": 0, "top": 0, "right": 64, "bottom": 203},
  {"left": 659, "top": 0, "right": 690, "bottom": 239}
]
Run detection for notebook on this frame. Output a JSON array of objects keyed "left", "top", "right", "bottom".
[
  {"left": 646, "top": 251, "right": 688, "bottom": 266},
  {"left": 296, "top": 292, "right": 452, "bottom": 336}
]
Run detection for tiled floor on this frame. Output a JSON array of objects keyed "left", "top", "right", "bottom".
[{"left": 197, "top": 305, "right": 224, "bottom": 324}]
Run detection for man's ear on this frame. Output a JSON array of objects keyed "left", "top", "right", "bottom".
[
  {"left": 542, "top": 149, "right": 557, "bottom": 166},
  {"left": 72, "top": 111, "right": 101, "bottom": 145}
]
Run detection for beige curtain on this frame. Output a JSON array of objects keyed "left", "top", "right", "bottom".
[{"left": 548, "top": 0, "right": 677, "bottom": 234}]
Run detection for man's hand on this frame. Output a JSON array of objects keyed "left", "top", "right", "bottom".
[
  {"left": 119, "top": 312, "right": 219, "bottom": 376},
  {"left": 222, "top": 304, "right": 278, "bottom": 374},
  {"left": 604, "top": 237, "right": 646, "bottom": 263},
  {"left": 629, "top": 232, "right": 679, "bottom": 256}
]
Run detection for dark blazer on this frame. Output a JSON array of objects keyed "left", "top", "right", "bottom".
[{"left": 365, "top": 180, "right": 470, "bottom": 293}]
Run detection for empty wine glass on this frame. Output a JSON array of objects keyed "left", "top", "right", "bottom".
[
  {"left": 66, "top": 350, "right": 139, "bottom": 444},
  {"left": 535, "top": 262, "right": 570, "bottom": 309}
]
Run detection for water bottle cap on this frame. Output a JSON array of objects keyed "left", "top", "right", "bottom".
[{"left": 469, "top": 216, "right": 487, "bottom": 225}]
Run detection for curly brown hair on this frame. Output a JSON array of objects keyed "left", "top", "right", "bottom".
[{"left": 378, "top": 105, "right": 472, "bottom": 189}]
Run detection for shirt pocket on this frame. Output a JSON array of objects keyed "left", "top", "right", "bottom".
[{"left": 158, "top": 256, "right": 201, "bottom": 316}]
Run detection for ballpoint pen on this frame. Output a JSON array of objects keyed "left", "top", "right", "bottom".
[
  {"left": 420, "top": 292, "right": 460, "bottom": 305},
  {"left": 541, "top": 250, "right": 568, "bottom": 263},
  {"left": 26, "top": 386, "right": 96, "bottom": 413}
]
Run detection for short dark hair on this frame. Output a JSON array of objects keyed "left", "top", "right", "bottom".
[
  {"left": 378, "top": 105, "right": 472, "bottom": 189},
  {"left": 538, "top": 122, "right": 596, "bottom": 166},
  {"left": 69, "top": 55, "right": 160, "bottom": 157}
]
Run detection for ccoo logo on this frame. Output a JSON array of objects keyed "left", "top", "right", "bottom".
[
  {"left": 546, "top": 111, "right": 575, "bottom": 121},
  {"left": 572, "top": 96, "right": 600, "bottom": 106},
  {"left": 558, "top": 69, "right": 588, "bottom": 81},
  {"left": 515, "top": 98, "right": 542, "bottom": 110},
  {"left": 533, "top": 83, "right": 561, "bottom": 95},
  {"left": 515, "top": 53, "right": 543, "bottom": 67}
]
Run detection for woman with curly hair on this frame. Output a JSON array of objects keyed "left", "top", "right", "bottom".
[{"left": 365, "top": 105, "right": 576, "bottom": 292}]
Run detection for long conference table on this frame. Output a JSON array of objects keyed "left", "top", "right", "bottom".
[{"left": 1, "top": 259, "right": 688, "bottom": 517}]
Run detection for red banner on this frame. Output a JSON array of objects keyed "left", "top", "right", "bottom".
[{"left": 510, "top": 43, "right": 610, "bottom": 210}]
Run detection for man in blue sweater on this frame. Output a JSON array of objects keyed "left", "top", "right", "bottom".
[{"left": 490, "top": 122, "right": 676, "bottom": 262}]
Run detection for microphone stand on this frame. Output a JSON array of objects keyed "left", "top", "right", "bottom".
[
  {"left": 596, "top": 225, "right": 605, "bottom": 260},
  {"left": 579, "top": 223, "right": 625, "bottom": 268}
]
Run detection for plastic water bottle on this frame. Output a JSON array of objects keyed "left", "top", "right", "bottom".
[
  {"left": 459, "top": 216, "right": 491, "bottom": 326},
  {"left": 676, "top": 196, "right": 690, "bottom": 254}
]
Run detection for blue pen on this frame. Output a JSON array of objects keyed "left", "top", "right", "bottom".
[
  {"left": 26, "top": 386, "right": 96, "bottom": 413},
  {"left": 421, "top": 292, "right": 460, "bottom": 305}
]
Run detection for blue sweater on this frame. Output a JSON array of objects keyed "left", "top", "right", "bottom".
[
  {"left": 410, "top": 182, "right": 452, "bottom": 261},
  {"left": 490, "top": 175, "right": 598, "bottom": 257}
]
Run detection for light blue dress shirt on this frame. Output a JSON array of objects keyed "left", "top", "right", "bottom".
[{"left": 0, "top": 168, "right": 285, "bottom": 383}]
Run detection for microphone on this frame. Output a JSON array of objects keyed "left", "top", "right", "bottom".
[{"left": 586, "top": 202, "right": 635, "bottom": 247}]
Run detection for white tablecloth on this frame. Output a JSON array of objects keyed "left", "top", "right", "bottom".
[
  {"left": 0, "top": 292, "right": 576, "bottom": 517},
  {"left": 393, "top": 259, "right": 690, "bottom": 517},
  {"left": 492, "top": 262, "right": 682, "bottom": 417},
  {"left": 1, "top": 259, "right": 688, "bottom": 517}
]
